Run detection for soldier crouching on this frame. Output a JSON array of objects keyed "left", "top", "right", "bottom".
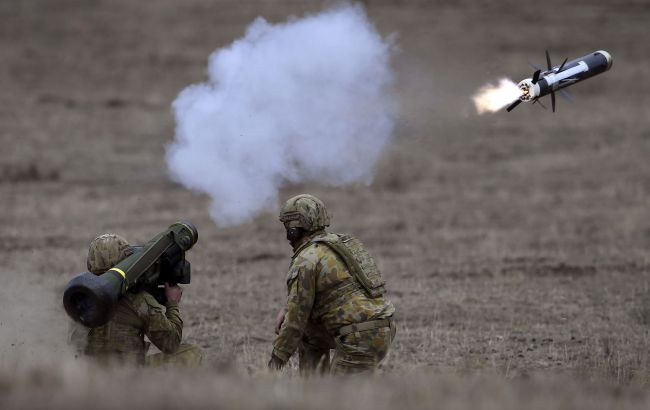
[
  {"left": 68, "top": 233, "right": 202, "bottom": 367},
  {"left": 269, "top": 194, "right": 396, "bottom": 375}
]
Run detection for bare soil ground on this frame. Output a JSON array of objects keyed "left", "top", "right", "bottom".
[{"left": 2, "top": 0, "right": 650, "bottom": 408}]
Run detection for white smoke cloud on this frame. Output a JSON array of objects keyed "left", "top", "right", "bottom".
[{"left": 166, "top": 4, "right": 396, "bottom": 225}]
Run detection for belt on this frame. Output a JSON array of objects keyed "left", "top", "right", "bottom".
[{"left": 337, "top": 317, "right": 392, "bottom": 337}]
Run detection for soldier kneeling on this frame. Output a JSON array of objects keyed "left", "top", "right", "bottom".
[
  {"left": 269, "top": 194, "right": 396, "bottom": 375},
  {"left": 69, "top": 234, "right": 202, "bottom": 366}
]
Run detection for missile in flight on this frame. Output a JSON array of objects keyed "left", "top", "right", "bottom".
[{"left": 506, "top": 50, "right": 613, "bottom": 112}]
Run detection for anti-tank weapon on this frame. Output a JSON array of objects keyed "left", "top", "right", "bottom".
[
  {"left": 63, "top": 221, "right": 198, "bottom": 328},
  {"left": 507, "top": 50, "right": 613, "bottom": 112}
]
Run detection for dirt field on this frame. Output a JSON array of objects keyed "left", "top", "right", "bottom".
[{"left": 2, "top": 0, "right": 650, "bottom": 408}]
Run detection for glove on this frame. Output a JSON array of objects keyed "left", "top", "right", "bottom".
[{"left": 268, "top": 353, "right": 286, "bottom": 371}]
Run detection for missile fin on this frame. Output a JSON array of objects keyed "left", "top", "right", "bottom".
[
  {"left": 545, "top": 50, "right": 552, "bottom": 70},
  {"left": 506, "top": 100, "right": 522, "bottom": 112},
  {"left": 559, "top": 89, "right": 573, "bottom": 102},
  {"left": 528, "top": 61, "right": 542, "bottom": 71},
  {"left": 532, "top": 70, "right": 541, "bottom": 84},
  {"left": 557, "top": 57, "right": 568, "bottom": 73},
  {"left": 551, "top": 91, "right": 556, "bottom": 112}
]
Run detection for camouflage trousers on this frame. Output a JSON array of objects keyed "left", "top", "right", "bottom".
[
  {"left": 146, "top": 343, "right": 203, "bottom": 367},
  {"left": 299, "top": 319, "right": 396, "bottom": 376}
]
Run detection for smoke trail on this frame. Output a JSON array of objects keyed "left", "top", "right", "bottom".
[
  {"left": 166, "top": 5, "right": 396, "bottom": 225},
  {"left": 472, "top": 78, "right": 521, "bottom": 114}
]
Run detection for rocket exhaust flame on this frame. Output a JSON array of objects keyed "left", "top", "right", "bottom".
[{"left": 472, "top": 78, "right": 522, "bottom": 114}]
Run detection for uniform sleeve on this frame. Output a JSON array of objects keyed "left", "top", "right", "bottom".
[
  {"left": 137, "top": 293, "right": 183, "bottom": 354},
  {"left": 272, "top": 258, "right": 317, "bottom": 362}
]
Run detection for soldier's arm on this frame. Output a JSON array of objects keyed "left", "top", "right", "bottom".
[
  {"left": 271, "top": 261, "right": 317, "bottom": 363},
  {"left": 138, "top": 293, "right": 183, "bottom": 354}
]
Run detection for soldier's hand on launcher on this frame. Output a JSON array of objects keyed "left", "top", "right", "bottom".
[
  {"left": 164, "top": 283, "right": 183, "bottom": 303},
  {"left": 274, "top": 308, "right": 287, "bottom": 335}
]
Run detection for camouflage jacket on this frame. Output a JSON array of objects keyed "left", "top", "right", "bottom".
[
  {"left": 81, "top": 291, "right": 183, "bottom": 364},
  {"left": 272, "top": 232, "right": 395, "bottom": 362}
]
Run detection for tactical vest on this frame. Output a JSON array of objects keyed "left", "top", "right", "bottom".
[
  {"left": 312, "top": 233, "right": 386, "bottom": 298},
  {"left": 85, "top": 293, "right": 146, "bottom": 363}
]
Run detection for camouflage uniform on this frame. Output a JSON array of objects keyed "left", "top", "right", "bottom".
[
  {"left": 73, "top": 234, "right": 202, "bottom": 366},
  {"left": 272, "top": 195, "right": 396, "bottom": 375}
]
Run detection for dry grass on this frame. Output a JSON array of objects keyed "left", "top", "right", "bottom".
[
  {"left": 4, "top": 365, "right": 650, "bottom": 410},
  {"left": 2, "top": 0, "right": 650, "bottom": 408}
]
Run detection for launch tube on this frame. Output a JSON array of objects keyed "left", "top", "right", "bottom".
[{"left": 63, "top": 221, "right": 198, "bottom": 327}]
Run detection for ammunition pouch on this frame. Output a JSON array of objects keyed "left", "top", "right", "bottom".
[
  {"left": 312, "top": 279, "right": 363, "bottom": 319},
  {"left": 336, "top": 317, "right": 393, "bottom": 337}
]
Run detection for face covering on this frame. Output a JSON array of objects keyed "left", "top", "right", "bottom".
[{"left": 286, "top": 227, "right": 305, "bottom": 247}]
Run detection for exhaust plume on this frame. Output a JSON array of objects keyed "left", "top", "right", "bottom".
[
  {"left": 166, "top": 5, "right": 396, "bottom": 225},
  {"left": 472, "top": 78, "right": 521, "bottom": 114}
]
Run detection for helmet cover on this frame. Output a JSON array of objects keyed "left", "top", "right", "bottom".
[
  {"left": 86, "top": 233, "right": 131, "bottom": 274},
  {"left": 279, "top": 194, "right": 331, "bottom": 232}
]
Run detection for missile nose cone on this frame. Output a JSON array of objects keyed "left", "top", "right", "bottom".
[{"left": 595, "top": 50, "right": 613, "bottom": 70}]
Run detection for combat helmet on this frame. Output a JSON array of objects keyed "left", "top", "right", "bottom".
[
  {"left": 279, "top": 194, "right": 331, "bottom": 233},
  {"left": 86, "top": 233, "right": 131, "bottom": 275}
]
